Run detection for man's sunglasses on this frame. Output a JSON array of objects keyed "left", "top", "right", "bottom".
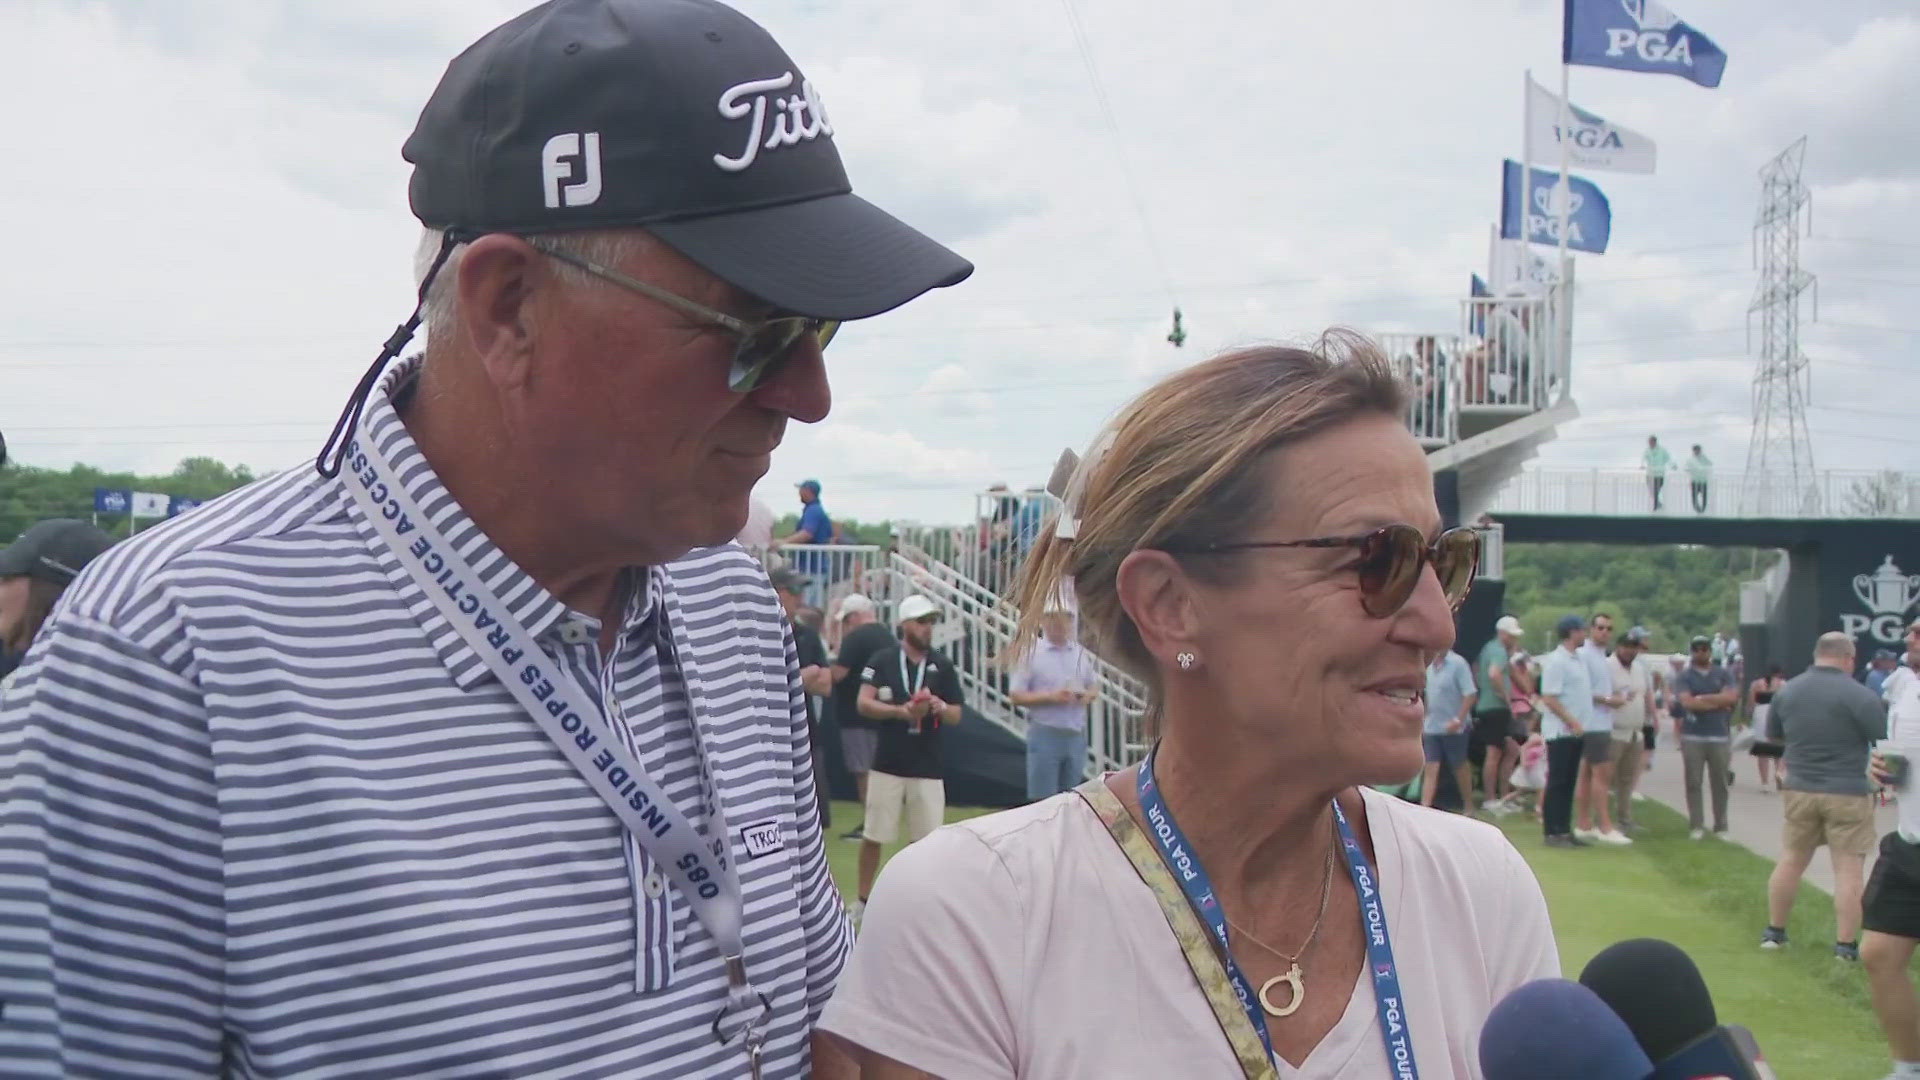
[
  {"left": 524, "top": 239, "right": 840, "bottom": 392},
  {"left": 1167, "top": 524, "right": 1480, "bottom": 618}
]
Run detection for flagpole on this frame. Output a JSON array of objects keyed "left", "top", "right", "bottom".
[
  {"left": 1521, "top": 68, "right": 1534, "bottom": 262},
  {"left": 1557, "top": 63, "right": 1572, "bottom": 272}
]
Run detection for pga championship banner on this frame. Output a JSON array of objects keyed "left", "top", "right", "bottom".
[
  {"left": 1525, "top": 73, "right": 1656, "bottom": 174},
  {"left": 1499, "top": 160, "right": 1612, "bottom": 254},
  {"left": 1563, "top": 0, "right": 1727, "bottom": 88}
]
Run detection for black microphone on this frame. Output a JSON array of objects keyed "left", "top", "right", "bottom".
[
  {"left": 1478, "top": 979, "right": 1654, "bottom": 1080},
  {"left": 1578, "top": 938, "right": 1766, "bottom": 1080}
]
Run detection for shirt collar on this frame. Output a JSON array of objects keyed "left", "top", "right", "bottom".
[{"left": 342, "top": 356, "right": 663, "bottom": 690}]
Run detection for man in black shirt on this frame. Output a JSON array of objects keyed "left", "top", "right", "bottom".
[
  {"left": 852, "top": 594, "right": 963, "bottom": 919},
  {"left": 770, "top": 568, "right": 833, "bottom": 829},
  {"left": 830, "top": 592, "right": 892, "bottom": 840}
]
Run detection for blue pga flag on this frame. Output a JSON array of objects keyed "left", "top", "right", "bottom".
[
  {"left": 167, "top": 495, "right": 203, "bottom": 518},
  {"left": 92, "top": 488, "right": 131, "bottom": 514},
  {"left": 1563, "top": 0, "right": 1726, "bottom": 88},
  {"left": 1499, "top": 160, "right": 1612, "bottom": 254}
]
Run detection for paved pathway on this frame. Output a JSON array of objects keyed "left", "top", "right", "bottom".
[{"left": 1629, "top": 731, "right": 1893, "bottom": 895}]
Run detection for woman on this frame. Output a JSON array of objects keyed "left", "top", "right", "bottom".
[
  {"left": 0, "top": 518, "right": 114, "bottom": 696},
  {"left": 819, "top": 337, "right": 1557, "bottom": 1078},
  {"left": 1748, "top": 663, "right": 1788, "bottom": 792}
]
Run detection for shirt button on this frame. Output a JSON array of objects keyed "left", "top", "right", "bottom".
[
  {"left": 643, "top": 870, "right": 666, "bottom": 898},
  {"left": 559, "top": 621, "right": 592, "bottom": 645}
]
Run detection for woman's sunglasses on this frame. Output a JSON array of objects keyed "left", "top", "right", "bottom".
[
  {"left": 524, "top": 239, "right": 840, "bottom": 392},
  {"left": 1170, "top": 524, "right": 1481, "bottom": 618}
]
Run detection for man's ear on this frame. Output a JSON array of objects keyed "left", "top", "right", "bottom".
[
  {"left": 1116, "top": 548, "right": 1202, "bottom": 669},
  {"left": 453, "top": 234, "right": 545, "bottom": 394}
]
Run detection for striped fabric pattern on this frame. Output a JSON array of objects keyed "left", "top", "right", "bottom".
[{"left": 0, "top": 360, "right": 849, "bottom": 1078}]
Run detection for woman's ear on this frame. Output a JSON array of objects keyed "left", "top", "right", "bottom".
[{"left": 1116, "top": 549, "right": 1201, "bottom": 669}]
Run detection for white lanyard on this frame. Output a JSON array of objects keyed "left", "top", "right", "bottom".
[
  {"left": 340, "top": 432, "right": 770, "bottom": 1072},
  {"left": 899, "top": 651, "right": 928, "bottom": 698}
]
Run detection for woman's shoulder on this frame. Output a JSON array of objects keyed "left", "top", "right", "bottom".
[
  {"left": 1362, "top": 789, "right": 1534, "bottom": 887},
  {"left": 877, "top": 794, "right": 1103, "bottom": 898}
]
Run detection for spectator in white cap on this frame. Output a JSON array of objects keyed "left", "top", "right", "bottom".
[
  {"left": 851, "top": 595, "right": 963, "bottom": 922},
  {"left": 1472, "top": 614, "right": 1525, "bottom": 810},
  {"left": 829, "top": 592, "right": 890, "bottom": 840},
  {"left": 1009, "top": 597, "right": 1097, "bottom": 801}
]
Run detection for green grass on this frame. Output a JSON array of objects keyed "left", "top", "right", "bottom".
[
  {"left": 824, "top": 797, "right": 1891, "bottom": 1079},
  {"left": 1495, "top": 799, "right": 1885, "bottom": 1080},
  {"left": 822, "top": 799, "right": 990, "bottom": 904}
]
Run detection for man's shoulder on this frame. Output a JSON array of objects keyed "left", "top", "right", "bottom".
[
  {"left": 60, "top": 468, "right": 341, "bottom": 623},
  {"left": 863, "top": 644, "right": 902, "bottom": 674}
]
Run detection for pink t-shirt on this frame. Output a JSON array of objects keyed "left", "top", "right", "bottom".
[{"left": 819, "top": 787, "right": 1558, "bottom": 1079}]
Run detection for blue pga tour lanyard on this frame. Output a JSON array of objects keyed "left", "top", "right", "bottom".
[
  {"left": 1137, "top": 748, "right": 1418, "bottom": 1078},
  {"left": 341, "top": 432, "right": 772, "bottom": 1073}
]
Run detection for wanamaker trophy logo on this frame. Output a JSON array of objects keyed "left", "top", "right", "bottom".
[{"left": 1844, "top": 555, "right": 1920, "bottom": 646}]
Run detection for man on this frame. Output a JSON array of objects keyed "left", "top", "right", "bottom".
[
  {"left": 1687, "top": 444, "right": 1713, "bottom": 513},
  {"left": 1607, "top": 627, "right": 1659, "bottom": 834},
  {"left": 1871, "top": 649, "right": 1902, "bottom": 696},
  {"left": 775, "top": 480, "right": 834, "bottom": 605},
  {"left": 1419, "top": 648, "right": 1478, "bottom": 813},
  {"left": 1540, "top": 614, "right": 1596, "bottom": 848},
  {"left": 853, "top": 596, "right": 963, "bottom": 920},
  {"left": 1472, "top": 615, "right": 1524, "bottom": 810},
  {"left": 1576, "top": 612, "right": 1631, "bottom": 845},
  {"left": 1760, "top": 632, "right": 1888, "bottom": 960},
  {"left": 1865, "top": 619, "right": 1920, "bottom": 1080},
  {"left": 1643, "top": 435, "right": 1671, "bottom": 510},
  {"left": 0, "top": 3, "right": 972, "bottom": 1075},
  {"left": 830, "top": 593, "right": 892, "bottom": 840},
  {"left": 1677, "top": 634, "right": 1741, "bottom": 839},
  {"left": 1008, "top": 601, "right": 1096, "bottom": 801},
  {"left": 772, "top": 568, "right": 834, "bottom": 830}
]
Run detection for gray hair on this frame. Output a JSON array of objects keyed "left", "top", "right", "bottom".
[
  {"left": 1815, "top": 631, "right": 1856, "bottom": 660},
  {"left": 414, "top": 228, "right": 655, "bottom": 345}
]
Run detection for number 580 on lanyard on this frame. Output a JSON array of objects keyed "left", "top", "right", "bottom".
[{"left": 342, "top": 435, "right": 773, "bottom": 1077}]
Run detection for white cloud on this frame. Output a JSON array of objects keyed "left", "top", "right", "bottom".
[{"left": 2, "top": 0, "right": 1913, "bottom": 525}]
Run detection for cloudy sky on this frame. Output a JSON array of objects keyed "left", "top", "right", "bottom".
[{"left": 2, "top": 0, "right": 1914, "bottom": 526}]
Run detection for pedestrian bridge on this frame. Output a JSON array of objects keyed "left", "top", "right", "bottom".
[{"left": 1489, "top": 466, "right": 1920, "bottom": 524}]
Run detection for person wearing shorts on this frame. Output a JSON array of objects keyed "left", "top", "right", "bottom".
[
  {"left": 1575, "top": 613, "right": 1630, "bottom": 844},
  {"left": 1760, "top": 632, "right": 1886, "bottom": 958},
  {"left": 1866, "top": 666, "right": 1920, "bottom": 1080},
  {"left": 1420, "top": 649, "right": 1476, "bottom": 811},
  {"left": 830, "top": 593, "right": 893, "bottom": 840},
  {"left": 852, "top": 596, "right": 964, "bottom": 920},
  {"left": 1472, "top": 616, "right": 1523, "bottom": 810}
]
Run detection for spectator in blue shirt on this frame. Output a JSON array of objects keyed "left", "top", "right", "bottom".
[
  {"left": 776, "top": 479, "right": 836, "bottom": 603},
  {"left": 1420, "top": 650, "right": 1478, "bottom": 811}
]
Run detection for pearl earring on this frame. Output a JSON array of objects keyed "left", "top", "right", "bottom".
[{"left": 1176, "top": 651, "right": 1197, "bottom": 671}]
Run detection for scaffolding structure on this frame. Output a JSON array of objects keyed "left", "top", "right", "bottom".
[{"left": 1741, "top": 138, "right": 1819, "bottom": 515}]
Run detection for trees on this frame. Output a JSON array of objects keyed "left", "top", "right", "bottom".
[
  {"left": 1502, "top": 542, "right": 1773, "bottom": 655},
  {"left": 0, "top": 457, "right": 260, "bottom": 540}
]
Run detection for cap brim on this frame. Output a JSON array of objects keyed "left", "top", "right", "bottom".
[
  {"left": 649, "top": 193, "right": 974, "bottom": 321},
  {"left": 0, "top": 541, "right": 33, "bottom": 577}
]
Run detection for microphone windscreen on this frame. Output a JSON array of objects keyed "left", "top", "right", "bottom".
[
  {"left": 1478, "top": 978, "right": 1656, "bottom": 1080},
  {"left": 1579, "top": 938, "right": 1718, "bottom": 1061}
]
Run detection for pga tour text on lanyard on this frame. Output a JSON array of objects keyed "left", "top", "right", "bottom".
[
  {"left": 341, "top": 434, "right": 772, "bottom": 1072},
  {"left": 1138, "top": 748, "right": 1418, "bottom": 1079}
]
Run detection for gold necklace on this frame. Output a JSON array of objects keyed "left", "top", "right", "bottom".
[{"left": 1226, "top": 831, "right": 1338, "bottom": 1019}]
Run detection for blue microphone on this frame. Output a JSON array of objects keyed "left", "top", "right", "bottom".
[{"left": 1478, "top": 978, "right": 1655, "bottom": 1080}]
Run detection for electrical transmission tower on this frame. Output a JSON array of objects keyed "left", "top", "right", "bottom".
[{"left": 1741, "top": 137, "right": 1818, "bottom": 515}]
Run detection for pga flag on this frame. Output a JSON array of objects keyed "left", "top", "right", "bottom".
[
  {"left": 1563, "top": 0, "right": 1727, "bottom": 88},
  {"left": 1525, "top": 74, "right": 1656, "bottom": 174},
  {"left": 1500, "top": 160, "right": 1612, "bottom": 254},
  {"left": 129, "top": 491, "right": 170, "bottom": 518}
]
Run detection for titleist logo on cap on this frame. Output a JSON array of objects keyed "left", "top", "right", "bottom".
[{"left": 713, "top": 72, "right": 833, "bottom": 173}]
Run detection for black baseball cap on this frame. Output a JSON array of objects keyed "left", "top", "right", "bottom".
[
  {"left": 402, "top": 0, "right": 974, "bottom": 321},
  {"left": 1689, "top": 635, "right": 1712, "bottom": 649},
  {"left": 0, "top": 519, "right": 113, "bottom": 586}
]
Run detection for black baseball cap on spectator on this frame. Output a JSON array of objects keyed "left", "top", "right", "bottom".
[
  {"left": 0, "top": 520, "right": 113, "bottom": 585},
  {"left": 1555, "top": 614, "right": 1585, "bottom": 639},
  {"left": 404, "top": 0, "right": 972, "bottom": 322},
  {"left": 1689, "top": 635, "right": 1712, "bottom": 650},
  {"left": 318, "top": 0, "right": 973, "bottom": 479},
  {"left": 1621, "top": 626, "right": 1649, "bottom": 646}
]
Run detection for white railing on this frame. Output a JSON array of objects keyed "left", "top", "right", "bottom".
[
  {"left": 1376, "top": 332, "right": 1462, "bottom": 448},
  {"left": 1457, "top": 287, "right": 1567, "bottom": 412},
  {"left": 1488, "top": 467, "right": 1920, "bottom": 520},
  {"left": 756, "top": 538, "right": 1150, "bottom": 777},
  {"left": 1477, "top": 522, "right": 1505, "bottom": 580}
]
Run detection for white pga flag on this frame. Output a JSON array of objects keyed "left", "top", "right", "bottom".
[
  {"left": 1524, "top": 74, "right": 1657, "bottom": 175},
  {"left": 130, "top": 491, "right": 170, "bottom": 518}
]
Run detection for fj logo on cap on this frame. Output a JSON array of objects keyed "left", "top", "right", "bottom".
[
  {"left": 541, "top": 132, "right": 603, "bottom": 209},
  {"left": 713, "top": 72, "right": 833, "bottom": 173}
]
